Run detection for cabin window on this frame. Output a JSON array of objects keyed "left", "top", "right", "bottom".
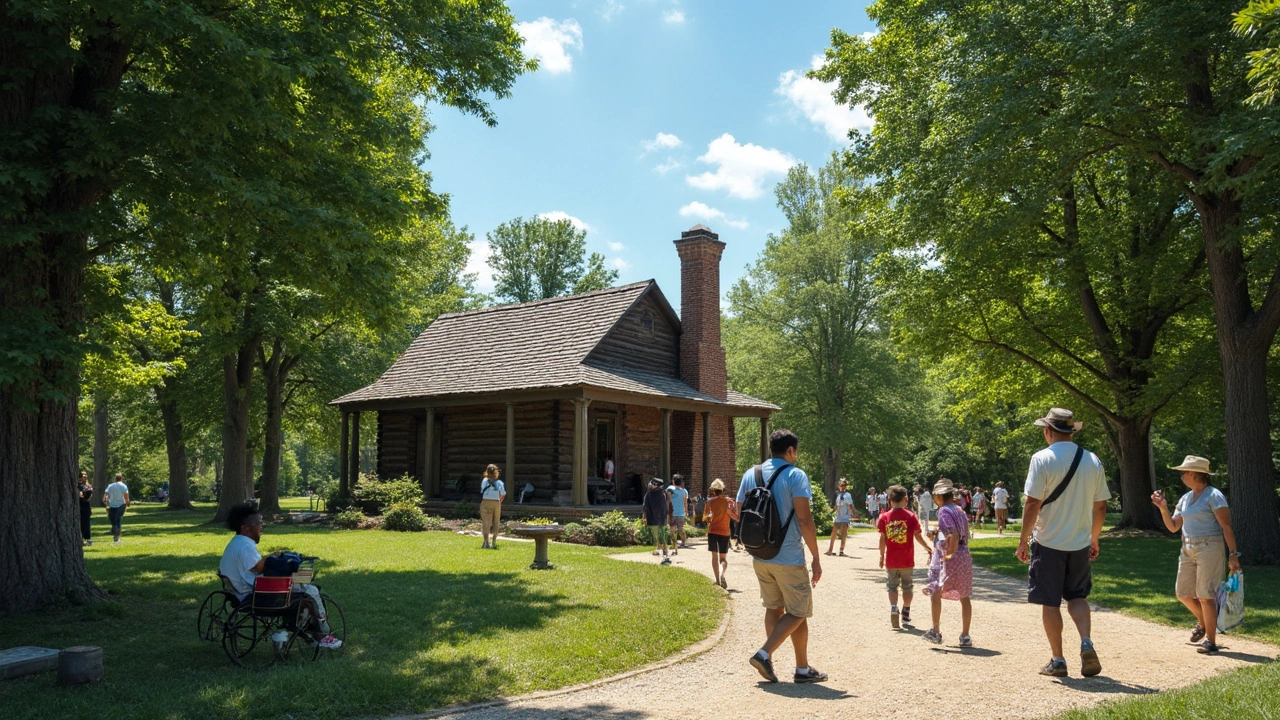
[{"left": 640, "top": 310, "right": 654, "bottom": 335}]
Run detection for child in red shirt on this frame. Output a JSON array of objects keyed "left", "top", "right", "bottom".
[{"left": 878, "top": 484, "right": 934, "bottom": 628}]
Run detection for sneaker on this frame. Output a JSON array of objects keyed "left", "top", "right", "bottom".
[
  {"left": 481, "top": 543, "right": 490, "bottom": 549},
  {"left": 922, "top": 628, "right": 943, "bottom": 645},
  {"left": 719, "top": 576, "right": 727, "bottom": 589},
  {"left": 794, "top": 666, "right": 828, "bottom": 684},
  {"left": 749, "top": 652, "right": 778, "bottom": 683},
  {"left": 959, "top": 635, "right": 973, "bottom": 648},
  {"left": 1196, "top": 640, "right": 1220, "bottom": 654},
  {"left": 661, "top": 558, "right": 672, "bottom": 566},
  {"left": 1190, "top": 624, "right": 1206, "bottom": 643},
  {"left": 901, "top": 607, "right": 911, "bottom": 624},
  {"left": 838, "top": 551, "right": 846, "bottom": 556},
  {"left": 316, "top": 634, "right": 343, "bottom": 650},
  {"left": 824, "top": 551, "right": 835, "bottom": 556},
  {"left": 1040, "top": 659, "right": 1068, "bottom": 677},
  {"left": 891, "top": 609, "right": 900, "bottom": 629},
  {"left": 1080, "top": 647, "right": 1102, "bottom": 677}
]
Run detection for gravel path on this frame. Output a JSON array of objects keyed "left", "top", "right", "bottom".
[{"left": 424, "top": 531, "right": 1277, "bottom": 720}]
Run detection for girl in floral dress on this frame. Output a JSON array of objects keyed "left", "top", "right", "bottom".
[{"left": 922, "top": 478, "right": 974, "bottom": 647}]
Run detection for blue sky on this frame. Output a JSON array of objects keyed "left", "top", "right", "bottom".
[{"left": 426, "top": 0, "right": 876, "bottom": 311}]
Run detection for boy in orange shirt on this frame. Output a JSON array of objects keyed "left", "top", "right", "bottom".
[{"left": 878, "top": 485, "right": 933, "bottom": 628}]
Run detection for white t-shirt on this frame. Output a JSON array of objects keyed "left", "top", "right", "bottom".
[
  {"left": 992, "top": 487, "right": 1010, "bottom": 509},
  {"left": 104, "top": 481, "right": 129, "bottom": 508},
  {"left": 866, "top": 494, "right": 879, "bottom": 512},
  {"left": 916, "top": 492, "right": 935, "bottom": 513},
  {"left": 219, "top": 534, "right": 262, "bottom": 599},
  {"left": 603, "top": 460, "right": 614, "bottom": 478},
  {"left": 480, "top": 479, "right": 505, "bottom": 501},
  {"left": 1024, "top": 442, "right": 1111, "bottom": 551},
  {"left": 877, "top": 493, "right": 888, "bottom": 510}
]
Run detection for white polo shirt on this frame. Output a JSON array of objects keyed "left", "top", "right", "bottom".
[{"left": 1024, "top": 442, "right": 1111, "bottom": 552}]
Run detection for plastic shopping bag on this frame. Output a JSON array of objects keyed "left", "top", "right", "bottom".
[
  {"left": 922, "top": 539, "right": 947, "bottom": 597},
  {"left": 1216, "top": 571, "right": 1244, "bottom": 633}
]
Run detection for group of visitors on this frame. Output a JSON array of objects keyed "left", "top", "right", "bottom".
[
  {"left": 75, "top": 471, "right": 132, "bottom": 545},
  {"left": 641, "top": 475, "right": 693, "bottom": 565},
  {"left": 699, "top": 406, "right": 1240, "bottom": 689}
]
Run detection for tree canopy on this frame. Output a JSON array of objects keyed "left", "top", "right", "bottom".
[{"left": 486, "top": 216, "right": 619, "bottom": 304}]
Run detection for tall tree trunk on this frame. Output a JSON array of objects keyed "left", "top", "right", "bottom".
[
  {"left": 1110, "top": 417, "right": 1161, "bottom": 531},
  {"left": 258, "top": 340, "right": 286, "bottom": 514},
  {"left": 821, "top": 446, "right": 840, "bottom": 499},
  {"left": 92, "top": 392, "right": 109, "bottom": 506},
  {"left": 158, "top": 384, "right": 193, "bottom": 510},
  {"left": 214, "top": 339, "right": 260, "bottom": 524}
]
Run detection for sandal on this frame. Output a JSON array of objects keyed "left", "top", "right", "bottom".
[{"left": 1190, "top": 624, "right": 1206, "bottom": 643}]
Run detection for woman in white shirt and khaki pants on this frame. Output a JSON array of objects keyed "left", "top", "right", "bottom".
[{"left": 480, "top": 464, "right": 506, "bottom": 549}]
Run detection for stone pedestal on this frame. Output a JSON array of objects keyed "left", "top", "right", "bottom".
[
  {"left": 56, "top": 646, "right": 103, "bottom": 686},
  {"left": 510, "top": 525, "right": 566, "bottom": 569},
  {"left": 0, "top": 646, "right": 59, "bottom": 680}
]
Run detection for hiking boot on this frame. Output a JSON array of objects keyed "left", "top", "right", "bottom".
[
  {"left": 1040, "top": 659, "right": 1068, "bottom": 677},
  {"left": 1196, "top": 640, "right": 1220, "bottom": 654},
  {"left": 959, "top": 635, "right": 973, "bottom": 648},
  {"left": 794, "top": 666, "right": 828, "bottom": 684},
  {"left": 901, "top": 607, "right": 911, "bottom": 624},
  {"left": 1080, "top": 647, "right": 1102, "bottom": 677},
  {"left": 1190, "top": 624, "right": 1206, "bottom": 643},
  {"left": 750, "top": 652, "right": 778, "bottom": 683},
  {"left": 922, "top": 628, "right": 943, "bottom": 645},
  {"left": 891, "top": 609, "right": 900, "bottom": 629},
  {"left": 317, "top": 634, "right": 343, "bottom": 650}
]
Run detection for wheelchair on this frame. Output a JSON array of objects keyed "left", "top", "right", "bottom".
[{"left": 196, "top": 556, "right": 346, "bottom": 669}]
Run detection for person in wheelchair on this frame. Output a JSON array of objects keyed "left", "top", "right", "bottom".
[{"left": 220, "top": 501, "right": 342, "bottom": 649}]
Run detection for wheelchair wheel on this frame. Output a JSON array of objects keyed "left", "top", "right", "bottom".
[
  {"left": 197, "top": 591, "right": 237, "bottom": 642},
  {"left": 285, "top": 593, "right": 346, "bottom": 661},
  {"left": 222, "top": 607, "right": 281, "bottom": 669}
]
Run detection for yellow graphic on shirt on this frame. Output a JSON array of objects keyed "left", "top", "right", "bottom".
[{"left": 886, "top": 519, "right": 909, "bottom": 545}]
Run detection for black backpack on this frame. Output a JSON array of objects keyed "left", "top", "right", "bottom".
[{"left": 738, "top": 463, "right": 792, "bottom": 560}]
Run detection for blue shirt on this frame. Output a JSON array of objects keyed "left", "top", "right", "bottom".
[
  {"left": 736, "top": 459, "right": 812, "bottom": 566},
  {"left": 667, "top": 486, "right": 689, "bottom": 517},
  {"left": 1174, "top": 486, "right": 1228, "bottom": 539}
]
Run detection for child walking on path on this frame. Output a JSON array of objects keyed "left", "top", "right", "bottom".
[
  {"left": 922, "top": 478, "right": 974, "bottom": 647},
  {"left": 878, "top": 485, "right": 932, "bottom": 628},
  {"left": 702, "top": 479, "right": 739, "bottom": 588}
]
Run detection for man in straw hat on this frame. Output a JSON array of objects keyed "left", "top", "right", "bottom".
[{"left": 1017, "top": 408, "right": 1111, "bottom": 678}]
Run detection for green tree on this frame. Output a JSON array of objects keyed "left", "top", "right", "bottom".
[
  {"left": 1237, "top": 1, "right": 1280, "bottom": 106},
  {"left": 725, "top": 158, "right": 928, "bottom": 498},
  {"left": 820, "top": 0, "right": 1280, "bottom": 549},
  {"left": 487, "top": 216, "right": 618, "bottom": 304},
  {"left": 1, "top": 0, "right": 529, "bottom": 613}
]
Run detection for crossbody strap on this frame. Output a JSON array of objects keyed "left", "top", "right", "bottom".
[{"left": 1042, "top": 446, "right": 1085, "bottom": 507}]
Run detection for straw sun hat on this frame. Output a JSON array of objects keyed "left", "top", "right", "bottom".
[
  {"left": 1034, "top": 407, "right": 1083, "bottom": 433},
  {"left": 932, "top": 478, "right": 956, "bottom": 496},
  {"left": 1170, "top": 455, "right": 1215, "bottom": 475}
]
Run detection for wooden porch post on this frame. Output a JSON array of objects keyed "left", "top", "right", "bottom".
[
  {"left": 660, "top": 409, "right": 672, "bottom": 481},
  {"left": 505, "top": 402, "right": 516, "bottom": 505},
  {"left": 760, "top": 416, "right": 769, "bottom": 462},
  {"left": 572, "top": 399, "right": 590, "bottom": 505},
  {"left": 349, "top": 411, "right": 361, "bottom": 486},
  {"left": 338, "top": 410, "right": 350, "bottom": 498},
  {"left": 701, "top": 412, "right": 712, "bottom": 493},
  {"left": 424, "top": 407, "right": 436, "bottom": 497}
]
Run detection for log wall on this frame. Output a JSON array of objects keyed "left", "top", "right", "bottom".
[{"left": 586, "top": 293, "right": 679, "bottom": 375}]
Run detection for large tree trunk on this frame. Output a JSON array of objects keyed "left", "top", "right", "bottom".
[
  {"left": 91, "top": 392, "right": 109, "bottom": 506},
  {"left": 1197, "top": 198, "right": 1280, "bottom": 564},
  {"left": 158, "top": 384, "right": 193, "bottom": 510},
  {"left": 1109, "top": 417, "right": 1161, "bottom": 531},
  {"left": 257, "top": 340, "right": 287, "bottom": 514},
  {"left": 213, "top": 339, "right": 260, "bottom": 524},
  {"left": 820, "top": 446, "right": 841, "bottom": 499}
]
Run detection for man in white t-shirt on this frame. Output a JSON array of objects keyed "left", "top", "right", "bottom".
[
  {"left": 866, "top": 487, "right": 880, "bottom": 521},
  {"left": 1017, "top": 408, "right": 1110, "bottom": 679},
  {"left": 992, "top": 482, "right": 1011, "bottom": 535},
  {"left": 102, "top": 474, "right": 130, "bottom": 543},
  {"left": 914, "top": 485, "right": 935, "bottom": 534}
]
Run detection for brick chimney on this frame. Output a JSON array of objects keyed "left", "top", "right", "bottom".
[{"left": 674, "top": 225, "right": 727, "bottom": 400}]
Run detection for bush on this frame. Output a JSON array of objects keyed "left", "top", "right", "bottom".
[
  {"left": 586, "top": 510, "right": 637, "bottom": 547},
  {"left": 353, "top": 473, "right": 424, "bottom": 507},
  {"left": 332, "top": 509, "right": 365, "bottom": 530},
  {"left": 325, "top": 486, "right": 352, "bottom": 512},
  {"left": 383, "top": 502, "right": 428, "bottom": 532},
  {"left": 450, "top": 501, "right": 475, "bottom": 519},
  {"left": 559, "top": 522, "right": 595, "bottom": 545},
  {"left": 809, "top": 480, "right": 834, "bottom": 536},
  {"left": 520, "top": 517, "right": 556, "bottom": 526}
]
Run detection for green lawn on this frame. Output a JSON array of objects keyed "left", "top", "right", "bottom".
[
  {"left": 0, "top": 503, "right": 723, "bottom": 720},
  {"left": 968, "top": 534, "right": 1280, "bottom": 719}
]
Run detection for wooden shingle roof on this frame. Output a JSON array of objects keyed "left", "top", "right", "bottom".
[{"left": 332, "top": 281, "right": 776, "bottom": 413}]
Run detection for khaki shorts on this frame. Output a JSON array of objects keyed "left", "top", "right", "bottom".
[
  {"left": 1177, "top": 536, "right": 1226, "bottom": 600},
  {"left": 753, "top": 560, "right": 813, "bottom": 618},
  {"left": 885, "top": 567, "right": 914, "bottom": 594}
]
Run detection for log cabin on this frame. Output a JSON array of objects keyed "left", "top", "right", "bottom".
[{"left": 330, "top": 225, "right": 777, "bottom": 506}]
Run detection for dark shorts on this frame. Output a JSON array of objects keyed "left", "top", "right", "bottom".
[
  {"left": 707, "top": 533, "right": 730, "bottom": 553},
  {"left": 107, "top": 505, "right": 126, "bottom": 530},
  {"left": 1028, "top": 542, "right": 1092, "bottom": 606}
]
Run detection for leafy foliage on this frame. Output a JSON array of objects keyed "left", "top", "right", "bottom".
[
  {"left": 382, "top": 503, "right": 429, "bottom": 532},
  {"left": 353, "top": 473, "right": 426, "bottom": 508},
  {"left": 486, "top": 216, "right": 618, "bottom": 304},
  {"left": 331, "top": 509, "right": 366, "bottom": 530}
]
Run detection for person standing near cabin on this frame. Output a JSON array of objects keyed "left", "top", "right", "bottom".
[
  {"left": 77, "top": 472, "right": 94, "bottom": 546},
  {"left": 603, "top": 455, "right": 615, "bottom": 493},
  {"left": 479, "top": 464, "right": 506, "bottom": 550}
]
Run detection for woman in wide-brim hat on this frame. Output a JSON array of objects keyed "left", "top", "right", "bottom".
[
  {"left": 1150, "top": 455, "right": 1242, "bottom": 655},
  {"left": 921, "top": 478, "right": 974, "bottom": 647}
]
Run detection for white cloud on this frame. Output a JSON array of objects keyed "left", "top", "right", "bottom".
[
  {"left": 654, "top": 158, "right": 682, "bottom": 174},
  {"left": 607, "top": 256, "right": 630, "bottom": 270},
  {"left": 465, "top": 240, "right": 496, "bottom": 293},
  {"left": 663, "top": 9, "right": 685, "bottom": 23},
  {"left": 777, "top": 56, "right": 873, "bottom": 141},
  {"left": 601, "top": 0, "right": 624, "bottom": 21},
  {"left": 685, "top": 134, "right": 796, "bottom": 200},
  {"left": 642, "top": 132, "right": 682, "bottom": 153},
  {"left": 607, "top": 241, "right": 625, "bottom": 252},
  {"left": 678, "top": 201, "right": 749, "bottom": 230},
  {"left": 538, "top": 211, "right": 591, "bottom": 232},
  {"left": 516, "top": 18, "right": 583, "bottom": 74}
]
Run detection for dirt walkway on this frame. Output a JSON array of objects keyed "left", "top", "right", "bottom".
[{"left": 426, "top": 531, "right": 1277, "bottom": 720}]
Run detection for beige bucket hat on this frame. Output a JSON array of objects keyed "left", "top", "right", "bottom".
[
  {"left": 932, "top": 478, "right": 956, "bottom": 495},
  {"left": 1034, "top": 407, "right": 1083, "bottom": 433},
  {"left": 1170, "top": 455, "right": 1215, "bottom": 475}
]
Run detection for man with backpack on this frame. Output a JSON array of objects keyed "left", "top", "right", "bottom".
[{"left": 737, "top": 429, "right": 826, "bottom": 685}]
